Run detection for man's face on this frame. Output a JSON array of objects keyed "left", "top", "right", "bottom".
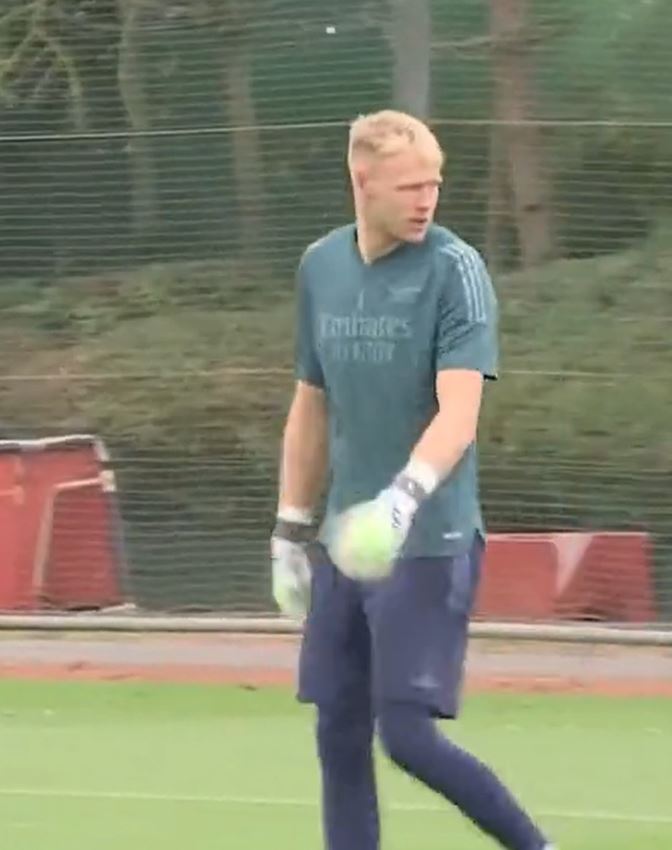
[{"left": 359, "top": 147, "right": 443, "bottom": 244}]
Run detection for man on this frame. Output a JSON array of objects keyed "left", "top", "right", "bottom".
[{"left": 271, "top": 110, "right": 555, "bottom": 850}]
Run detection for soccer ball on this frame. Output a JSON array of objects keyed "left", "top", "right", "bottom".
[{"left": 331, "top": 500, "right": 398, "bottom": 581}]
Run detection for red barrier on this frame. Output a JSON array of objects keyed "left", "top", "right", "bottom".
[
  {"left": 474, "top": 535, "right": 558, "bottom": 620},
  {"left": 555, "top": 532, "right": 655, "bottom": 622},
  {"left": 0, "top": 435, "right": 126, "bottom": 611},
  {"left": 475, "top": 531, "right": 655, "bottom": 623}
]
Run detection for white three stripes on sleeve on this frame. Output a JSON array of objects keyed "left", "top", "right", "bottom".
[{"left": 438, "top": 243, "right": 489, "bottom": 324}]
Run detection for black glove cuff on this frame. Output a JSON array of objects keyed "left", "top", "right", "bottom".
[
  {"left": 273, "top": 518, "right": 316, "bottom": 544},
  {"left": 394, "top": 472, "right": 429, "bottom": 504}
]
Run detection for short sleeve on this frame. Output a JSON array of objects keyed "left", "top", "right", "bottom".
[
  {"left": 435, "top": 242, "right": 499, "bottom": 379},
  {"left": 294, "top": 259, "right": 325, "bottom": 388}
]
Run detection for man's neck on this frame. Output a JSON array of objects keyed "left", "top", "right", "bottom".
[{"left": 355, "top": 220, "right": 400, "bottom": 265}]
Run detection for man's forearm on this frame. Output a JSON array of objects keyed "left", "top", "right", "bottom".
[
  {"left": 405, "top": 412, "right": 475, "bottom": 493},
  {"left": 278, "top": 386, "right": 328, "bottom": 518},
  {"left": 402, "top": 370, "right": 484, "bottom": 494}
]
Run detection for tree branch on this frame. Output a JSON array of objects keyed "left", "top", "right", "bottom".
[
  {"left": 0, "top": 0, "right": 44, "bottom": 94},
  {"left": 0, "top": 2, "right": 37, "bottom": 33},
  {"left": 0, "top": 0, "right": 88, "bottom": 128},
  {"left": 0, "top": 31, "right": 37, "bottom": 91},
  {"left": 432, "top": 21, "right": 572, "bottom": 56},
  {"left": 40, "top": 28, "right": 87, "bottom": 129}
]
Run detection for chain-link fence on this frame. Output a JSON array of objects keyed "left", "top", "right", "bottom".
[{"left": 0, "top": 0, "right": 670, "bottom": 622}]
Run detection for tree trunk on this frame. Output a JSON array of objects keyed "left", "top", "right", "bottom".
[
  {"left": 485, "top": 124, "right": 511, "bottom": 270},
  {"left": 223, "top": 1, "right": 266, "bottom": 266},
  {"left": 390, "top": 0, "right": 431, "bottom": 119},
  {"left": 490, "top": 0, "right": 556, "bottom": 267},
  {"left": 117, "top": 0, "right": 159, "bottom": 236}
]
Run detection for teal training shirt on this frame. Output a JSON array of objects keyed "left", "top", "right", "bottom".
[{"left": 294, "top": 223, "right": 498, "bottom": 558}]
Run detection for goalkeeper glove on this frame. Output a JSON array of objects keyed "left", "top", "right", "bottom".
[{"left": 271, "top": 511, "right": 315, "bottom": 621}]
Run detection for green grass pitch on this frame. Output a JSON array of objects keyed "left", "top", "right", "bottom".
[{"left": 0, "top": 680, "right": 670, "bottom": 849}]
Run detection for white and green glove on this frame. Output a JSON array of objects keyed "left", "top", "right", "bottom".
[
  {"left": 271, "top": 511, "right": 315, "bottom": 621},
  {"left": 332, "top": 464, "right": 437, "bottom": 581}
]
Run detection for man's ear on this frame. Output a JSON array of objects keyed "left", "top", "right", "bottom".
[{"left": 352, "top": 165, "right": 368, "bottom": 194}]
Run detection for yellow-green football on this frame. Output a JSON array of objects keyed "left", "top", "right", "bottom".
[{"left": 332, "top": 502, "right": 398, "bottom": 580}]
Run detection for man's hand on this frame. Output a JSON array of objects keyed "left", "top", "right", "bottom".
[
  {"left": 271, "top": 517, "right": 315, "bottom": 620},
  {"left": 272, "top": 381, "right": 327, "bottom": 619},
  {"left": 331, "top": 471, "right": 429, "bottom": 581}
]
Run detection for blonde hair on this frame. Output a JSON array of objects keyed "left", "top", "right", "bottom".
[{"left": 348, "top": 110, "right": 444, "bottom": 167}]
